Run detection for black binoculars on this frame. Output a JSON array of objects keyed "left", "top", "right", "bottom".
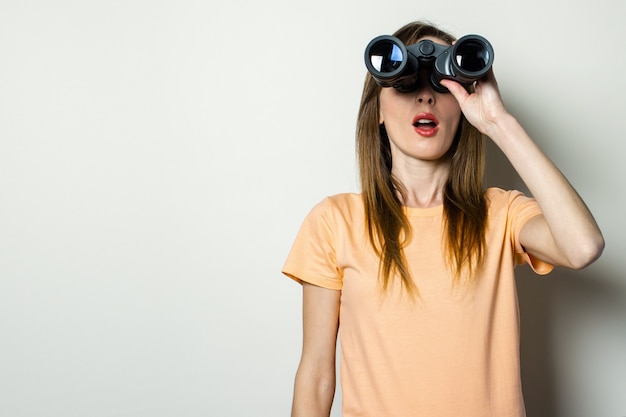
[{"left": 364, "top": 34, "right": 494, "bottom": 93}]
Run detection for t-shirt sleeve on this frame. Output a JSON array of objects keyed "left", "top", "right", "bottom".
[
  {"left": 282, "top": 198, "right": 343, "bottom": 290},
  {"left": 507, "top": 190, "right": 554, "bottom": 275}
]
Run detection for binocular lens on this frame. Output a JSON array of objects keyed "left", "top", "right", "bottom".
[
  {"left": 454, "top": 40, "right": 491, "bottom": 73},
  {"left": 364, "top": 33, "right": 494, "bottom": 92},
  {"left": 368, "top": 39, "right": 404, "bottom": 73}
]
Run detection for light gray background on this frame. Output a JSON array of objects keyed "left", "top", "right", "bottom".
[{"left": 1, "top": 1, "right": 624, "bottom": 416}]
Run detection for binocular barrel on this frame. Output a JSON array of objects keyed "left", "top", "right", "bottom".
[{"left": 364, "top": 34, "right": 494, "bottom": 93}]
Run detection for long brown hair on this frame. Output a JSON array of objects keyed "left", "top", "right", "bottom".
[{"left": 356, "top": 21, "right": 487, "bottom": 296}]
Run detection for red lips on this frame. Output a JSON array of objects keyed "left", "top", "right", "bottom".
[{"left": 412, "top": 113, "right": 439, "bottom": 137}]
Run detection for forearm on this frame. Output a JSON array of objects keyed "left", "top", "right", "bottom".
[
  {"left": 291, "top": 364, "right": 336, "bottom": 417},
  {"left": 486, "top": 113, "right": 604, "bottom": 267}
]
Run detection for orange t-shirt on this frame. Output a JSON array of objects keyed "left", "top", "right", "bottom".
[{"left": 283, "top": 188, "right": 553, "bottom": 417}]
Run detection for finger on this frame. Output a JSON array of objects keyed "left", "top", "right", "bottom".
[
  {"left": 440, "top": 79, "right": 469, "bottom": 103},
  {"left": 477, "top": 68, "right": 498, "bottom": 89}
]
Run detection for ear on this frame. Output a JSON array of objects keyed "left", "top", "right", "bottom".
[{"left": 378, "top": 123, "right": 388, "bottom": 140}]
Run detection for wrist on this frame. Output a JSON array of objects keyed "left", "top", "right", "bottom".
[{"left": 484, "top": 112, "right": 520, "bottom": 144}]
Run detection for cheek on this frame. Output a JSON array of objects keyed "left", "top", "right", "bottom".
[
  {"left": 441, "top": 94, "right": 461, "bottom": 113},
  {"left": 378, "top": 89, "right": 409, "bottom": 125},
  {"left": 442, "top": 101, "right": 462, "bottom": 128},
  {"left": 378, "top": 90, "right": 392, "bottom": 124},
  {"left": 449, "top": 108, "right": 462, "bottom": 126}
]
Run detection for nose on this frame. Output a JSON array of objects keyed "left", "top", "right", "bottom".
[
  {"left": 415, "top": 70, "right": 435, "bottom": 104},
  {"left": 416, "top": 92, "right": 434, "bottom": 105}
]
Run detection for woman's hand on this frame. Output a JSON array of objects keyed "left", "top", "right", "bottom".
[
  {"left": 440, "top": 70, "right": 508, "bottom": 137},
  {"left": 442, "top": 70, "right": 604, "bottom": 269}
]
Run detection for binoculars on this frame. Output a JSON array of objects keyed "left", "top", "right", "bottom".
[{"left": 364, "top": 34, "right": 494, "bottom": 93}]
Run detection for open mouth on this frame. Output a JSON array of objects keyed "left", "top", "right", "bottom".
[
  {"left": 412, "top": 113, "right": 438, "bottom": 127},
  {"left": 413, "top": 119, "right": 438, "bottom": 129},
  {"left": 412, "top": 113, "right": 439, "bottom": 137}
]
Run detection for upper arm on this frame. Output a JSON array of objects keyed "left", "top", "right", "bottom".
[
  {"left": 291, "top": 283, "right": 340, "bottom": 415},
  {"left": 520, "top": 212, "right": 604, "bottom": 269},
  {"left": 519, "top": 214, "right": 570, "bottom": 268},
  {"left": 300, "top": 282, "right": 340, "bottom": 364}
]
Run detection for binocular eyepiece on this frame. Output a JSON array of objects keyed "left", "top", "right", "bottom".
[{"left": 364, "top": 34, "right": 494, "bottom": 93}]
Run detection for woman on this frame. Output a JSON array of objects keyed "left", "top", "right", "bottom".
[{"left": 282, "top": 21, "right": 604, "bottom": 417}]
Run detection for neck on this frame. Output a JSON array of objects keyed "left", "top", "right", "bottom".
[{"left": 392, "top": 159, "right": 450, "bottom": 209}]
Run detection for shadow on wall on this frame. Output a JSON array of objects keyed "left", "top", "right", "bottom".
[
  {"left": 515, "top": 264, "right": 625, "bottom": 417},
  {"left": 484, "top": 139, "right": 623, "bottom": 417},
  {"left": 515, "top": 267, "right": 558, "bottom": 417},
  {"left": 484, "top": 134, "right": 558, "bottom": 416}
]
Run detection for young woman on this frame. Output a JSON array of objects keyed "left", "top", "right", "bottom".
[{"left": 282, "top": 21, "right": 604, "bottom": 417}]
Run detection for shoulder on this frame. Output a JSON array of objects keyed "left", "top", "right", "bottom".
[
  {"left": 326, "top": 192, "right": 363, "bottom": 209},
  {"left": 306, "top": 193, "right": 364, "bottom": 228},
  {"left": 485, "top": 187, "right": 536, "bottom": 211},
  {"left": 485, "top": 187, "right": 543, "bottom": 230},
  {"left": 485, "top": 187, "right": 523, "bottom": 204},
  {"left": 311, "top": 192, "right": 363, "bottom": 214}
]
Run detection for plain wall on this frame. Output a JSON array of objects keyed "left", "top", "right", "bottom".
[{"left": 1, "top": 1, "right": 624, "bottom": 416}]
